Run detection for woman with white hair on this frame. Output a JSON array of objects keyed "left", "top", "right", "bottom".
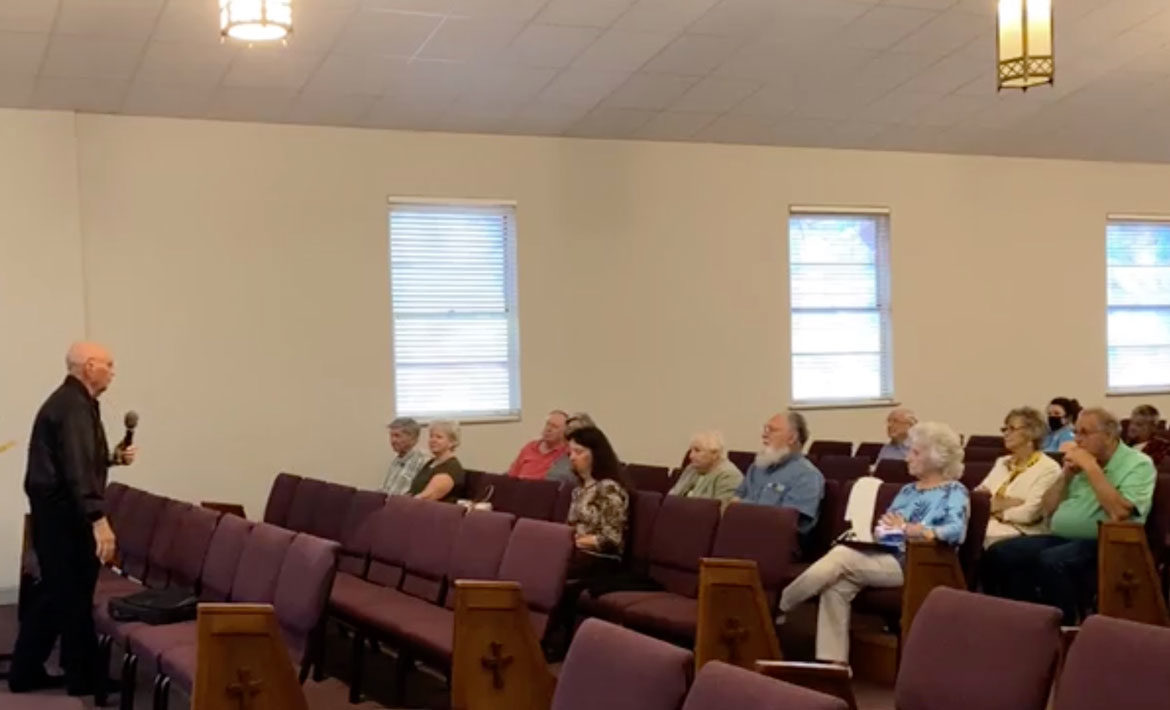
[
  {"left": 776, "top": 421, "right": 970, "bottom": 665},
  {"left": 410, "top": 419, "right": 467, "bottom": 503},
  {"left": 669, "top": 431, "right": 744, "bottom": 510}
]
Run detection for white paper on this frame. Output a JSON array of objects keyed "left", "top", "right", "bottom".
[{"left": 843, "top": 476, "right": 883, "bottom": 543}]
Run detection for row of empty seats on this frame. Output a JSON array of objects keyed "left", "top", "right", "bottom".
[{"left": 97, "top": 482, "right": 338, "bottom": 710}]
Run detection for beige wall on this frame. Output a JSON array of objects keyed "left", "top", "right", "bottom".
[
  {"left": 4, "top": 109, "right": 1170, "bottom": 591},
  {"left": 0, "top": 110, "right": 87, "bottom": 597}
]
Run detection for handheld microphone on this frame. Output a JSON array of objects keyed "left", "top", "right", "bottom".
[{"left": 120, "top": 410, "right": 139, "bottom": 449}]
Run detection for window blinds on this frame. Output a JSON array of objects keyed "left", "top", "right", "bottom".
[
  {"left": 789, "top": 212, "right": 893, "bottom": 403},
  {"left": 389, "top": 204, "right": 520, "bottom": 418},
  {"left": 1106, "top": 219, "right": 1170, "bottom": 392}
]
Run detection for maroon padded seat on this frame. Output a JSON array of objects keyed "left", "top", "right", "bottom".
[
  {"left": 622, "top": 503, "right": 799, "bottom": 642},
  {"left": 804, "top": 478, "right": 850, "bottom": 563},
  {"left": 199, "top": 514, "right": 252, "bottom": 602},
  {"left": 684, "top": 661, "right": 847, "bottom": 710},
  {"left": 964, "top": 435, "right": 1005, "bottom": 450},
  {"left": 284, "top": 477, "right": 327, "bottom": 534},
  {"left": 167, "top": 505, "right": 220, "bottom": 590},
  {"left": 399, "top": 500, "right": 466, "bottom": 602},
  {"left": 496, "top": 478, "right": 561, "bottom": 521},
  {"left": 337, "top": 489, "right": 387, "bottom": 576},
  {"left": 873, "top": 459, "right": 912, "bottom": 484},
  {"left": 551, "top": 619, "right": 692, "bottom": 710},
  {"left": 143, "top": 500, "right": 188, "bottom": 589},
  {"left": 629, "top": 490, "right": 663, "bottom": 572},
  {"left": 961, "top": 460, "right": 994, "bottom": 490},
  {"left": 104, "top": 482, "right": 129, "bottom": 522},
  {"left": 817, "top": 455, "right": 870, "bottom": 482},
  {"left": 896, "top": 587, "right": 1061, "bottom": 710},
  {"left": 263, "top": 472, "right": 302, "bottom": 526},
  {"left": 552, "top": 481, "right": 574, "bottom": 522},
  {"left": 1053, "top": 615, "right": 1170, "bottom": 710},
  {"left": 963, "top": 446, "right": 1003, "bottom": 463},
  {"left": 310, "top": 482, "right": 356, "bottom": 542},
  {"left": 727, "top": 450, "right": 754, "bottom": 473},
  {"left": 807, "top": 440, "right": 853, "bottom": 462},
  {"left": 363, "top": 496, "right": 420, "bottom": 590},
  {"left": 624, "top": 464, "right": 672, "bottom": 494},
  {"left": 443, "top": 509, "right": 516, "bottom": 610},
  {"left": 587, "top": 496, "right": 719, "bottom": 624},
  {"left": 273, "top": 532, "right": 340, "bottom": 670},
  {"left": 496, "top": 518, "right": 574, "bottom": 634},
  {"left": 855, "top": 442, "right": 884, "bottom": 465},
  {"left": 120, "top": 492, "right": 166, "bottom": 580},
  {"left": 229, "top": 522, "right": 296, "bottom": 603}
]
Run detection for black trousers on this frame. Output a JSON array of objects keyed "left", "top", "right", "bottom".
[
  {"left": 10, "top": 504, "right": 101, "bottom": 690},
  {"left": 980, "top": 534, "right": 1098, "bottom": 626}
]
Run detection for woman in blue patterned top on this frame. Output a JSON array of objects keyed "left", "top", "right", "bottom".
[{"left": 777, "top": 421, "right": 970, "bottom": 664}]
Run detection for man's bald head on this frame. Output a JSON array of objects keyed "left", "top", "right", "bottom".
[{"left": 66, "top": 341, "right": 115, "bottom": 396}]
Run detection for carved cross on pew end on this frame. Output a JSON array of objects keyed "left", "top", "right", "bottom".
[
  {"left": 1117, "top": 569, "right": 1140, "bottom": 609},
  {"left": 225, "top": 668, "right": 264, "bottom": 710},
  {"left": 719, "top": 618, "right": 750, "bottom": 663},
  {"left": 480, "top": 641, "right": 514, "bottom": 690}
]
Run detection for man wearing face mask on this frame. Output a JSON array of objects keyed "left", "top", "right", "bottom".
[
  {"left": 8, "top": 342, "right": 138, "bottom": 696},
  {"left": 733, "top": 411, "right": 825, "bottom": 543}
]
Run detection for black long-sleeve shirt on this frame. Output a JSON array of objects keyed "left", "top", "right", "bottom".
[{"left": 24, "top": 376, "right": 111, "bottom": 522}]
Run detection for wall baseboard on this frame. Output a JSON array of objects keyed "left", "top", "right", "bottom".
[{"left": 0, "top": 586, "right": 17, "bottom": 605}]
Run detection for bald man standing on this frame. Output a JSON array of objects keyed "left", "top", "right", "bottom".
[{"left": 9, "top": 342, "right": 137, "bottom": 696}]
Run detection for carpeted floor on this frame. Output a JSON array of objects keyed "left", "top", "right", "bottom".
[{"left": 1, "top": 603, "right": 895, "bottom": 709}]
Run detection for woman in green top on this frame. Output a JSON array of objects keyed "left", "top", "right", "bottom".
[
  {"left": 409, "top": 420, "right": 467, "bottom": 503},
  {"left": 669, "top": 431, "right": 744, "bottom": 511}
]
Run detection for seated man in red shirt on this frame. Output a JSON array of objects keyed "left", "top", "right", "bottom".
[{"left": 508, "top": 410, "right": 569, "bottom": 480}]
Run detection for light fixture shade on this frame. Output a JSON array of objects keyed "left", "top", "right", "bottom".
[
  {"left": 997, "top": 0, "right": 1053, "bottom": 90},
  {"left": 220, "top": 0, "right": 292, "bottom": 42}
]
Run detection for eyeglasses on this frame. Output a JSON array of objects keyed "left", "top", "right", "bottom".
[{"left": 999, "top": 425, "right": 1026, "bottom": 434}]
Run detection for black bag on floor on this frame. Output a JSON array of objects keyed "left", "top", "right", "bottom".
[{"left": 108, "top": 587, "right": 198, "bottom": 625}]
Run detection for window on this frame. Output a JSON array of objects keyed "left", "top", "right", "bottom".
[
  {"left": 1106, "top": 218, "right": 1170, "bottom": 393},
  {"left": 788, "top": 209, "right": 893, "bottom": 404},
  {"left": 389, "top": 202, "right": 520, "bottom": 419}
]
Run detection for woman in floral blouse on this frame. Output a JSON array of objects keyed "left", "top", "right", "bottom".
[{"left": 545, "top": 425, "right": 630, "bottom": 659}]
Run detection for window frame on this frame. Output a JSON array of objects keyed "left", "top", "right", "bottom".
[
  {"left": 1105, "top": 214, "right": 1170, "bottom": 396},
  {"left": 787, "top": 206, "right": 896, "bottom": 409},
  {"left": 388, "top": 198, "right": 522, "bottom": 423}
]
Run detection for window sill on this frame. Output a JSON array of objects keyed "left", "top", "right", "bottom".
[
  {"left": 413, "top": 414, "right": 521, "bottom": 425},
  {"left": 1106, "top": 389, "right": 1170, "bottom": 398},
  {"left": 790, "top": 399, "right": 900, "bottom": 411}
]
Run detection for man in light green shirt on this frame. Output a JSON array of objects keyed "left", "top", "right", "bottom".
[{"left": 980, "top": 407, "right": 1155, "bottom": 624}]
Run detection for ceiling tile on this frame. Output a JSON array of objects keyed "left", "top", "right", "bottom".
[
  {"left": 838, "top": 5, "right": 937, "bottom": 51},
  {"left": 121, "top": 81, "right": 214, "bottom": 117},
  {"left": 206, "top": 86, "right": 297, "bottom": 122},
  {"left": 536, "top": 0, "right": 636, "bottom": 28},
  {"left": 853, "top": 89, "right": 942, "bottom": 123},
  {"left": 898, "top": 50, "right": 986, "bottom": 94},
  {"left": 302, "top": 52, "right": 409, "bottom": 95},
  {"left": 362, "top": 0, "right": 450, "bottom": 13},
  {"left": 642, "top": 34, "right": 740, "bottom": 76},
  {"left": 601, "top": 72, "right": 699, "bottom": 110},
  {"left": 537, "top": 68, "right": 632, "bottom": 107},
  {"left": 383, "top": 59, "right": 473, "bottom": 104},
  {"left": 458, "top": 64, "right": 557, "bottom": 104},
  {"left": 447, "top": 0, "right": 548, "bottom": 22},
  {"left": 31, "top": 76, "right": 128, "bottom": 112},
  {"left": 851, "top": 51, "right": 934, "bottom": 90},
  {"left": 788, "top": 82, "right": 889, "bottom": 120},
  {"left": 0, "top": 74, "right": 36, "bottom": 107},
  {"left": 41, "top": 36, "right": 146, "bottom": 80},
  {"left": 884, "top": 0, "right": 961, "bottom": 9},
  {"left": 362, "top": 92, "right": 451, "bottom": 129},
  {"left": 694, "top": 112, "right": 779, "bottom": 144},
  {"left": 902, "top": 93, "right": 991, "bottom": 127},
  {"left": 222, "top": 48, "right": 322, "bottom": 89},
  {"left": 889, "top": 7, "right": 987, "bottom": 58},
  {"left": 284, "top": 6, "right": 356, "bottom": 53},
  {"left": 0, "top": 32, "right": 48, "bottom": 75},
  {"left": 335, "top": 8, "right": 444, "bottom": 56},
  {"left": 712, "top": 39, "right": 802, "bottom": 81},
  {"left": 0, "top": 0, "right": 60, "bottom": 33},
  {"left": 511, "top": 100, "right": 587, "bottom": 133},
  {"left": 151, "top": 0, "right": 223, "bottom": 46},
  {"left": 500, "top": 24, "right": 601, "bottom": 69},
  {"left": 56, "top": 0, "right": 163, "bottom": 40},
  {"left": 730, "top": 79, "right": 798, "bottom": 118},
  {"left": 686, "top": 0, "right": 786, "bottom": 38},
  {"left": 770, "top": 117, "right": 841, "bottom": 147},
  {"left": 286, "top": 92, "right": 378, "bottom": 125},
  {"left": 832, "top": 120, "right": 889, "bottom": 145},
  {"left": 612, "top": 0, "right": 720, "bottom": 34},
  {"left": 416, "top": 18, "right": 523, "bottom": 62},
  {"left": 134, "top": 40, "right": 236, "bottom": 87},
  {"left": 634, "top": 110, "right": 718, "bottom": 140},
  {"left": 671, "top": 76, "right": 759, "bottom": 112},
  {"left": 566, "top": 106, "right": 655, "bottom": 138},
  {"left": 572, "top": 29, "right": 674, "bottom": 72}
]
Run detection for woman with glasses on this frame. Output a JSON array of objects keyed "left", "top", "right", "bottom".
[{"left": 975, "top": 406, "right": 1063, "bottom": 548}]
